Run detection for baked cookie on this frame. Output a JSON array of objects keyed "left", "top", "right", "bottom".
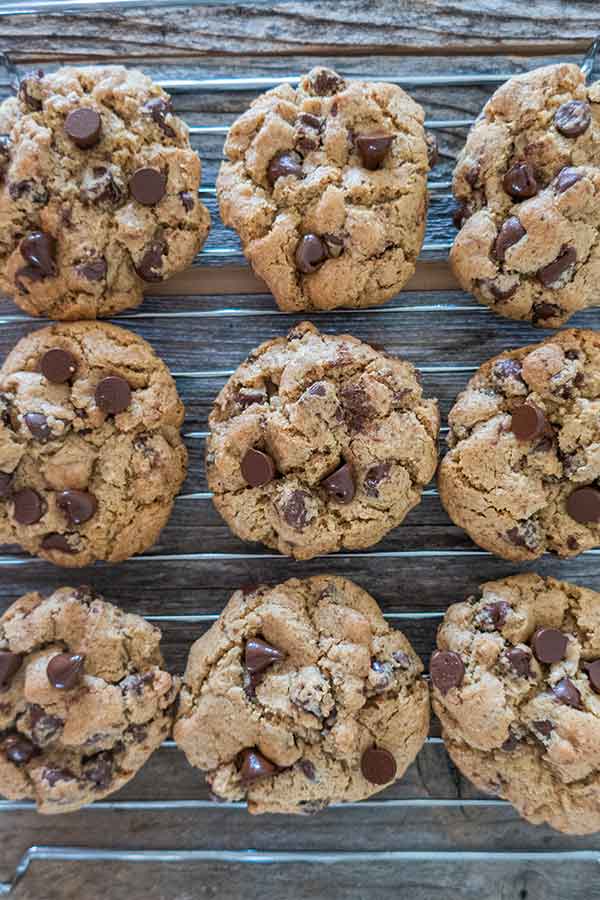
[
  {"left": 217, "top": 66, "right": 430, "bottom": 312},
  {"left": 207, "top": 321, "right": 439, "bottom": 560},
  {"left": 174, "top": 575, "right": 429, "bottom": 814},
  {"left": 431, "top": 573, "right": 600, "bottom": 834},
  {"left": 451, "top": 63, "right": 600, "bottom": 327},
  {"left": 0, "top": 586, "right": 178, "bottom": 814},
  {"left": 0, "top": 321, "right": 187, "bottom": 566},
  {"left": 0, "top": 65, "right": 210, "bottom": 319},
  {"left": 439, "top": 329, "right": 600, "bottom": 561}
]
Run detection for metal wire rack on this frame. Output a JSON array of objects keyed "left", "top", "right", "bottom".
[{"left": 0, "top": 16, "right": 600, "bottom": 896}]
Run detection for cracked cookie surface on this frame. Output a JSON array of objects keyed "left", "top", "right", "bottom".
[
  {"left": 0, "top": 321, "right": 187, "bottom": 566},
  {"left": 217, "top": 66, "right": 430, "bottom": 312},
  {"left": 174, "top": 575, "right": 429, "bottom": 814},
  {"left": 438, "top": 328, "right": 600, "bottom": 561},
  {"left": 450, "top": 64, "right": 600, "bottom": 327},
  {"left": 0, "top": 586, "right": 178, "bottom": 814},
  {"left": 432, "top": 573, "right": 600, "bottom": 834},
  {"left": 206, "top": 321, "right": 439, "bottom": 560},
  {"left": 0, "top": 65, "right": 210, "bottom": 319}
]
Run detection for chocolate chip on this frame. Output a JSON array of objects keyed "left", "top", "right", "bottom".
[
  {"left": 281, "top": 490, "right": 311, "bottom": 529},
  {"left": 307, "top": 382, "right": 326, "bottom": 397},
  {"left": 310, "top": 69, "right": 346, "bottom": 96},
  {"left": 0, "top": 473, "right": 12, "bottom": 499},
  {"left": 532, "top": 627, "right": 568, "bottom": 664},
  {"left": 480, "top": 601, "right": 510, "bottom": 630},
  {"left": 57, "top": 490, "right": 97, "bottom": 525},
  {"left": 47, "top": 653, "right": 85, "bottom": 690},
  {"left": 295, "top": 233, "right": 327, "bottom": 274},
  {"left": 322, "top": 233, "right": 344, "bottom": 259},
  {"left": 552, "top": 677, "right": 582, "bottom": 709},
  {"left": 554, "top": 100, "right": 591, "bottom": 137},
  {"left": 567, "top": 535, "right": 579, "bottom": 551},
  {"left": 29, "top": 705, "right": 63, "bottom": 745},
  {"left": 537, "top": 245, "right": 576, "bottom": 287},
  {"left": 555, "top": 167, "right": 582, "bottom": 193},
  {"left": 41, "top": 533, "right": 74, "bottom": 553},
  {"left": 143, "top": 97, "right": 176, "bottom": 138},
  {"left": 426, "top": 131, "right": 438, "bottom": 168},
  {"left": 80, "top": 166, "right": 124, "bottom": 208},
  {"left": 4, "top": 735, "right": 35, "bottom": 765},
  {"left": 299, "top": 759, "right": 317, "bottom": 781},
  {"left": 566, "top": 486, "right": 600, "bottom": 524},
  {"left": 43, "top": 767, "right": 75, "bottom": 787},
  {"left": 95, "top": 376, "right": 131, "bottom": 415},
  {"left": 135, "top": 239, "right": 166, "bottom": 282},
  {"left": 452, "top": 201, "right": 469, "bottom": 230},
  {"left": 430, "top": 650, "right": 464, "bottom": 694},
  {"left": 478, "top": 278, "right": 518, "bottom": 302},
  {"left": 355, "top": 132, "right": 393, "bottom": 170},
  {"left": 267, "top": 150, "right": 302, "bottom": 187},
  {"left": 583, "top": 659, "right": 600, "bottom": 693},
  {"left": 129, "top": 167, "right": 167, "bottom": 206},
  {"left": 180, "top": 191, "right": 194, "bottom": 211},
  {"left": 506, "top": 520, "right": 541, "bottom": 552},
  {"left": 505, "top": 647, "right": 532, "bottom": 678},
  {"left": 127, "top": 724, "right": 148, "bottom": 743},
  {"left": 501, "top": 732, "right": 520, "bottom": 752},
  {"left": 0, "top": 651, "right": 22, "bottom": 690},
  {"left": 364, "top": 462, "right": 391, "bottom": 498},
  {"left": 245, "top": 637, "right": 285, "bottom": 675},
  {"left": 503, "top": 161, "right": 538, "bottom": 199},
  {"left": 83, "top": 752, "right": 113, "bottom": 789},
  {"left": 20, "top": 231, "right": 57, "bottom": 278},
  {"left": 510, "top": 403, "right": 549, "bottom": 442},
  {"left": 19, "top": 71, "right": 43, "bottom": 111},
  {"left": 77, "top": 257, "right": 107, "bottom": 282},
  {"left": 24, "top": 412, "right": 51, "bottom": 443},
  {"left": 13, "top": 488, "right": 44, "bottom": 525},
  {"left": 531, "top": 719, "right": 554, "bottom": 738},
  {"left": 492, "top": 359, "right": 523, "bottom": 383},
  {"left": 360, "top": 747, "right": 397, "bottom": 785},
  {"left": 241, "top": 448, "right": 276, "bottom": 487},
  {"left": 532, "top": 301, "right": 562, "bottom": 323},
  {"left": 40, "top": 348, "right": 78, "bottom": 384},
  {"left": 493, "top": 217, "right": 525, "bottom": 261},
  {"left": 321, "top": 463, "right": 355, "bottom": 503},
  {"left": 64, "top": 107, "right": 101, "bottom": 149},
  {"left": 392, "top": 650, "right": 410, "bottom": 668},
  {"left": 238, "top": 748, "right": 277, "bottom": 784}
]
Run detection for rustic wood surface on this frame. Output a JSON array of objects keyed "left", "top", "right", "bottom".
[{"left": 1, "top": 3, "right": 600, "bottom": 898}]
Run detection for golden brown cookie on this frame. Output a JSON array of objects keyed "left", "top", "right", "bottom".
[
  {"left": 451, "top": 63, "right": 600, "bottom": 327},
  {"left": 0, "top": 66, "right": 210, "bottom": 319},
  {"left": 174, "top": 575, "right": 429, "bottom": 814},
  {"left": 206, "top": 321, "right": 439, "bottom": 560},
  {"left": 438, "top": 329, "right": 600, "bottom": 561},
  {"left": 0, "top": 322, "right": 187, "bottom": 566},
  {"left": 217, "top": 66, "right": 430, "bottom": 312},
  {"left": 0, "top": 586, "right": 178, "bottom": 814},
  {"left": 432, "top": 573, "right": 600, "bottom": 834}
]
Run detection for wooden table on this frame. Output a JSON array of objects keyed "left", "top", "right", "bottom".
[{"left": 1, "top": 3, "right": 599, "bottom": 897}]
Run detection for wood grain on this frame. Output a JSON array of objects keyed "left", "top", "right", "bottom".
[{"left": 0, "top": 5, "right": 599, "bottom": 898}]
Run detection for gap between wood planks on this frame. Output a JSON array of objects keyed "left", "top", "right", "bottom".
[{"left": 146, "top": 260, "right": 460, "bottom": 297}]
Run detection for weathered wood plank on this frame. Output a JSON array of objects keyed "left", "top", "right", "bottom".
[{"left": 0, "top": 2, "right": 598, "bottom": 59}]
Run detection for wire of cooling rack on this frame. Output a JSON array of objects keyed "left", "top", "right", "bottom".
[{"left": 0, "top": 35, "right": 600, "bottom": 898}]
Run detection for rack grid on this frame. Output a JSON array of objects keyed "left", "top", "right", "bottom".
[{"left": 1, "top": 12, "right": 600, "bottom": 896}]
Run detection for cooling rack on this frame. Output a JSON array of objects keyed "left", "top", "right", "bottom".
[{"left": 0, "top": 9, "right": 600, "bottom": 897}]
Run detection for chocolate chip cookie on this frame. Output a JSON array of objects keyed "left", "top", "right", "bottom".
[
  {"left": 451, "top": 63, "right": 600, "bottom": 327},
  {"left": 0, "top": 321, "right": 187, "bottom": 566},
  {"left": 217, "top": 66, "right": 431, "bottom": 312},
  {"left": 431, "top": 573, "right": 600, "bottom": 834},
  {"left": 174, "top": 575, "right": 429, "bottom": 814},
  {"left": 438, "top": 328, "right": 600, "bottom": 561},
  {"left": 0, "top": 65, "right": 210, "bottom": 319},
  {"left": 206, "top": 321, "right": 439, "bottom": 559},
  {"left": 0, "top": 586, "right": 178, "bottom": 814}
]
